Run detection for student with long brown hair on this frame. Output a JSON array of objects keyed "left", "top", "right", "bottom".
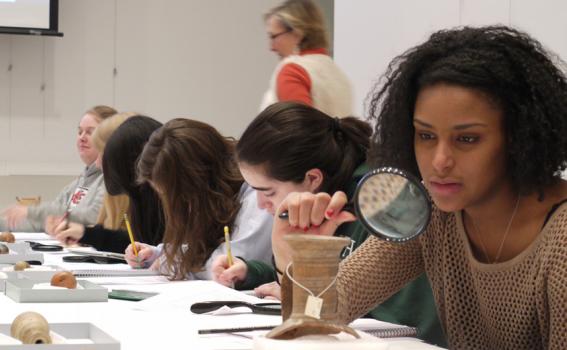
[{"left": 124, "top": 118, "right": 272, "bottom": 280}]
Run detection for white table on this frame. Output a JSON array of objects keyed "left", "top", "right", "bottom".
[{"left": 0, "top": 233, "right": 443, "bottom": 349}]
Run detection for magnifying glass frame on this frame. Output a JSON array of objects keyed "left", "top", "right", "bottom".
[{"left": 354, "top": 167, "right": 432, "bottom": 243}]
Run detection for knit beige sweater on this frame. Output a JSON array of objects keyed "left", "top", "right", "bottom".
[{"left": 337, "top": 203, "right": 567, "bottom": 349}]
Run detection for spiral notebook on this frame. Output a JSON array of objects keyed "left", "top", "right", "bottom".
[
  {"left": 72, "top": 269, "right": 161, "bottom": 277},
  {"left": 198, "top": 318, "right": 419, "bottom": 338}
]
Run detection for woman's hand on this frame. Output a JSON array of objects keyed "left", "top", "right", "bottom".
[
  {"left": 125, "top": 242, "right": 156, "bottom": 268},
  {"left": 45, "top": 215, "right": 64, "bottom": 236},
  {"left": 2, "top": 205, "right": 28, "bottom": 229},
  {"left": 272, "top": 191, "right": 356, "bottom": 280},
  {"left": 52, "top": 221, "right": 85, "bottom": 245},
  {"left": 254, "top": 281, "right": 282, "bottom": 300},
  {"left": 212, "top": 255, "right": 248, "bottom": 287}
]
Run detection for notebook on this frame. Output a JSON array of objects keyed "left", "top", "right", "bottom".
[
  {"left": 72, "top": 269, "right": 161, "bottom": 277},
  {"left": 66, "top": 248, "right": 125, "bottom": 261}
]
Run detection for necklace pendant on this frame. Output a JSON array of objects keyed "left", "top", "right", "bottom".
[{"left": 305, "top": 295, "right": 323, "bottom": 319}]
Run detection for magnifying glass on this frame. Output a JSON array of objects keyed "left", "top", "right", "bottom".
[
  {"left": 278, "top": 167, "right": 431, "bottom": 242},
  {"left": 354, "top": 167, "right": 431, "bottom": 242}
]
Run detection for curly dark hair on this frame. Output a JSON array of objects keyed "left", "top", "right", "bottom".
[{"left": 368, "top": 25, "right": 567, "bottom": 194}]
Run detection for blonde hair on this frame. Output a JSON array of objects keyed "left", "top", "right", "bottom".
[
  {"left": 265, "top": 0, "right": 328, "bottom": 51},
  {"left": 92, "top": 112, "right": 137, "bottom": 152},
  {"left": 85, "top": 105, "right": 117, "bottom": 123},
  {"left": 97, "top": 193, "right": 130, "bottom": 230},
  {"left": 92, "top": 111, "right": 136, "bottom": 229}
]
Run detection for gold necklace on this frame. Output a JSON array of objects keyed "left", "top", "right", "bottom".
[{"left": 467, "top": 195, "right": 521, "bottom": 263}]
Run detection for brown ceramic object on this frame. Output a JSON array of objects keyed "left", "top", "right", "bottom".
[
  {"left": 266, "top": 235, "right": 358, "bottom": 340},
  {"left": 0, "top": 243, "right": 8, "bottom": 254},
  {"left": 50, "top": 271, "right": 77, "bottom": 289},
  {"left": 0, "top": 231, "right": 15, "bottom": 243},
  {"left": 14, "top": 261, "right": 30, "bottom": 271},
  {"left": 10, "top": 311, "right": 52, "bottom": 344}
]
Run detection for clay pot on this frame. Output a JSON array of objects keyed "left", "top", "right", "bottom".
[
  {"left": 0, "top": 243, "right": 8, "bottom": 254},
  {"left": 10, "top": 311, "right": 52, "bottom": 344},
  {"left": 266, "top": 235, "right": 357, "bottom": 340},
  {"left": 14, "top": 261, "right": 30, "bottom": 271},
  {"left": 50, "top": 271, "right": 77, "bottom": 289},
  {"left": 0, "top": 232, "right": 15, "bottom": 243}
]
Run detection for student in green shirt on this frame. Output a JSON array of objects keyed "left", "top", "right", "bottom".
[{"left": 211, "top": 101, "right": 446, "bottom": 347}]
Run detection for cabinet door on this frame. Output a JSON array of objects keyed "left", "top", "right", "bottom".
[
  {"left": 114, "top": 0, "right": 278, "bottom": 136},
  {"left": 0, "top": 36, "right": 10, "bottom": 172},
  {"left": 44, "top": 0, "right": 115, "bottom": 174},
  {"left": 335, "top": 0, "right": 460, "bottom": 117},
  {"left": 9, "top": 35, "right": 44, "bottom": 173}
]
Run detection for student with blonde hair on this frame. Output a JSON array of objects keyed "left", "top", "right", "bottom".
[
  {"left": 1, "top": 105, "right": 116, "bottom": 232},
  {"left": 91, "top": 112, "right": 137, "bottom": 230},
  {"left": 50, "top": 116, "right": 164, "bottom": 253}
]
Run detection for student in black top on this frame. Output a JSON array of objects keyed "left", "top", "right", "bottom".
[{"left": 49, "top": 116, "right": 164, "bottom": 253}]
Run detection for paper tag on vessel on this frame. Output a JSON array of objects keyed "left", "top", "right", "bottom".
[{"left": 305, "top": 295, "right": 323, "bottom": 319}]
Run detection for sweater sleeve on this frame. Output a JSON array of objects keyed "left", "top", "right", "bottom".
[
  {"left": 276, "top": 62, "right": 312, "bottom": 106},
  {"left": 20, "top": 179, "right": 77, "bottom": 232},
  {"left": 79, "top": 225, "right": 131, "bottom": 253},
  {"left": 25, "top": 172, "right": 105, "bottom": 231},
  {"left": 235, "top": 259, "right": 276, "bottom": 290},
  {"left": 547, "top": 227, "right": 567, "bottom": 349},
  {"left": 336, "top": 235, "right": 424, "bottom": 324}
]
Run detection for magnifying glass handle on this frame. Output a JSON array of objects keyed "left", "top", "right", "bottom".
[{"left": 278, "top": 202, "right": 354, "bottom": 220}]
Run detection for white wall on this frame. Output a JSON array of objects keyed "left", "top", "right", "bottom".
[
  {"left": 0, "top": 175, "right": 75, "bottom": 209},
  {"left": 0, "top": 0, "right": 280, "bottom": 176},
  {"left": 335, "top": 0, "right": 567, "bottom": 117}
]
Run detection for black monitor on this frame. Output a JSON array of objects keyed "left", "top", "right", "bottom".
[{"left": 0, "top": 0, "right": 63, "bottom": 37}]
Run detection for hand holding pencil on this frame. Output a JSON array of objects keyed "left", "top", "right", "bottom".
[
  {"left": 224, "top": 226, "right": 233, "bottom": 266},
  {"left": 124, "top": 242, "right": 156, "bottom": 269},
  {"left": 123, "top": 213, "right": 157, "bottom": 269}
]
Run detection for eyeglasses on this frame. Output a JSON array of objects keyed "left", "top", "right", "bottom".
[{"left": 269, "top": 29, "right": 291, "bottom": 40}]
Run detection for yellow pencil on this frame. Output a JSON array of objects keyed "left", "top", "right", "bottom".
[
  {"left": 224, "top": 226, "right": 233, "bottom": 266},
  {"left": 124, "top": 213, "right": 138, "bottom": 258}
]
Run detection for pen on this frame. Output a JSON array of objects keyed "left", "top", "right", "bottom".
[
  {"left": 224, "top": 226, "right": 233, "bottom": 266},
  {"left": 124, "top": 213, "right": 138, "bottom": 258},
  {"left": 59, "top": 210, "right": 70, "bottom": 228},
  {"left": 198, "top": 325, "right": 278, "bottom": 334},
  {"left": 59, "top": 175, "right": 83, "bottom": 231}
]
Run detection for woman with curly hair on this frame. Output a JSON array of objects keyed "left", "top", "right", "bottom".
[
  {"left": 124, "top": 118, "right": 273, "bottom": 280},
  {"left": 271, "top": 26, "right": 567, "bottom": 349}
]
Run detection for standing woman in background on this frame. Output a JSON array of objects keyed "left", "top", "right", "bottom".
[
  {"left": 261, "top": 0, "right": 353, "bottom": 117},
  {"left": 124, "top": 118, "right": 273, "bottom": 280},
  {"left": 0, "top": 105, "right": 116, "bottom": 232}
]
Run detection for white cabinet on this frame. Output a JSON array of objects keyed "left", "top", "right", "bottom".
[{"left": 0, "top": 0, "right": 278, "bottom": 175}]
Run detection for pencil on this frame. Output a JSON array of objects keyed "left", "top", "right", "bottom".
[
  {"left": 224, "top": 226, "right": 233, "bottom": 266},
  {"left": 124, "top": 213, "right": 138, "bottom": 257}
]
